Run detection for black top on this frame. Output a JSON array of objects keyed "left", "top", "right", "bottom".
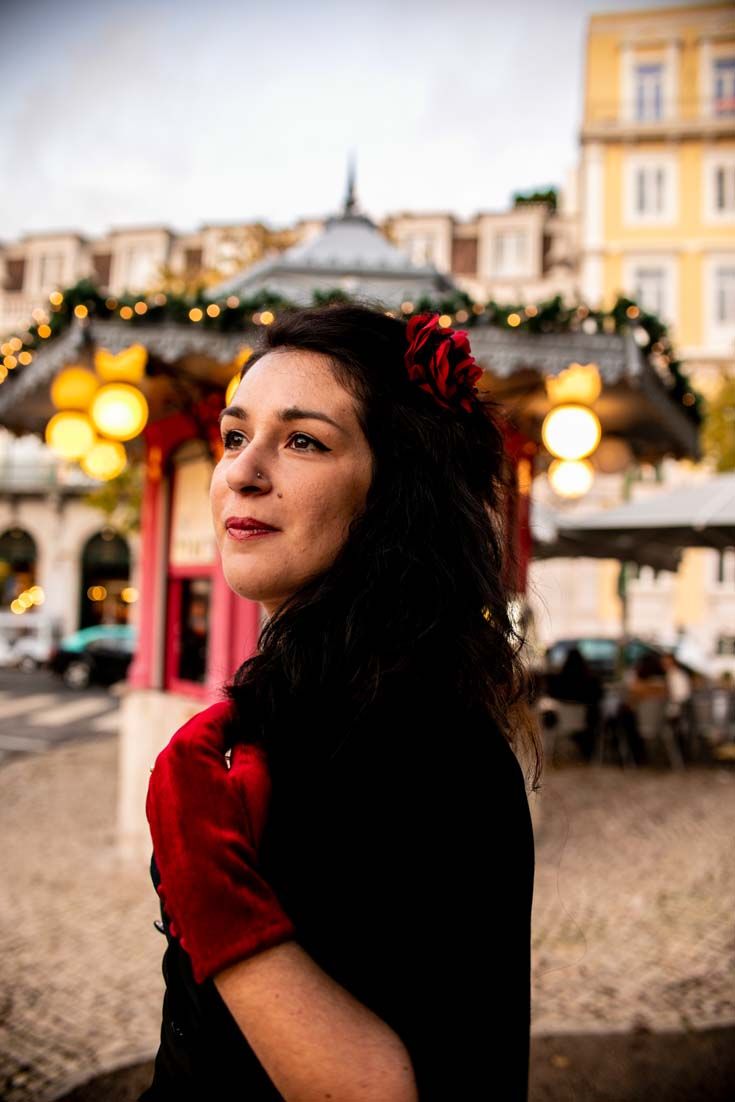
[{"left": 139, "top": 677, "right": 535, "bottom": 1101}]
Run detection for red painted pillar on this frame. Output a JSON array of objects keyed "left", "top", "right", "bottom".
[
  {"left": 127, "top": 393, "right": 261, "bottom": 696},
  {"left": 500, "top": 423, "right": 536, "bottom": 596},
  {"left": 127, "top": 424, "right": 166, "bottom": 689}
]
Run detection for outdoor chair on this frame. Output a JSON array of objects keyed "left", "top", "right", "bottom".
[
  {"left": 634, "top": 695, "right": 685, "bottom": 770},
  {"left": 596, "top": 688, "right": 636, "bottom": 767},
  {"left": 689, "top": 689, "right": 735, "bottom": 762},
  {"left": 537, "top": 697, "right": 588, "bottom": 765}
]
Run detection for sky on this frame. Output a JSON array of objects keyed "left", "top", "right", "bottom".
[{"left": 1, "top": 0, "right": 699, "bottom": 240}]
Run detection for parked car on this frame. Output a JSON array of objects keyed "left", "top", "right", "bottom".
[
  {"left": 543, "top": 636, "right": 672, "bottom": 684},
  {"left": 0, "top": 611, "right": 64, "bottom": 671},
  {"left": 50, "top": 624, "right": 137, "bottom": 689}
]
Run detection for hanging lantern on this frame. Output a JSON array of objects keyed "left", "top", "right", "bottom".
[
  {"left": 548, "top": 459, "right": 594, "bottom": 498},
  {"left": 542, "top": 404, "right": 602, "bottom": 461},
  {"left": 80, "top": 438, "right": 128, "bottom": 481},
  {"left": 94, "top": 343, "right": 148, "bottom": 383},
  {"left": 45, "top": 411, "right": 96, "bottom": 460},
  {"left": 545, "top": 362, "right": 602, "bottom": 407},
  {"left": 91, "top": 383, "right": 149, "bottom": 441},
  {"left": 50, "top": 366, "right": 99, "bottom": 410}
]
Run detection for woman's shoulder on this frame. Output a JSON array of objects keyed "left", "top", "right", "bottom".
[{"left": 334, "top": 671, "right": 528, "bottom": 801}]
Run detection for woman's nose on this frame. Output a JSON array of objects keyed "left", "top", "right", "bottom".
[{"left": 225, "top": 446, "right": 270, "bottom": 493}]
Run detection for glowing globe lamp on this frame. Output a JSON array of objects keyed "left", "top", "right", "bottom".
[
  {"left": 541, "top": 403, "right": 601, "bottom": 461},
  {"left": 548, "top": 459, "right": 595, "bottom": 498},
  {"left": 80, "top": 439, "right": 128, "bottom": 481},
  {"left": 50, "top": 366, "right": 99, "bottom": 410},
  {"left": 91, "top": 383, "right": 148, "bottom": 441},
  {"left": 45, "top": 411, "right": 96, "bottom": 460}
]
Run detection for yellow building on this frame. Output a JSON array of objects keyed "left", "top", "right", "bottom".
[{"left": 580, "top": 2, "right": 735, "bottom": 398}]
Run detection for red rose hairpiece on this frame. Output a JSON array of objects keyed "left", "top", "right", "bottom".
[{"left": 403, "top": 313, "right": 483, "bottom": 414}]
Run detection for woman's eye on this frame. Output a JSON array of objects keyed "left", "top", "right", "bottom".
[
  {"left": 220, "top": 428, "right": 328, "bottom": 453},
  {"left": 288, "top": 432, "right": 327, "bottom": 453},
  {"left": 222, "top": 429, "right": 245, "bottom": 449}
]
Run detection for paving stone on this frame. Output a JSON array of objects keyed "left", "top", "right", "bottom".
[{"left": 1, "top": 738, "right": 733, "bottom": 1100}]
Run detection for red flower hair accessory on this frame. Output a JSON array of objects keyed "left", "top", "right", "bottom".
[{"left": 404, "top": 313, "right": 483, "bottom": 414}]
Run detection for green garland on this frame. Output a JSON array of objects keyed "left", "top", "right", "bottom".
[{"left": 3, "top": 277, "right": 703, "bottom": 425}]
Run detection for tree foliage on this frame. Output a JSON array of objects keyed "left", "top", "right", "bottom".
[{"left": 702, "top": 377, "right": 735, "bottom": 471}]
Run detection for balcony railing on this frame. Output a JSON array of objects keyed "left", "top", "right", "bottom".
[
  {"left": 0, "top": 293, "right": 41, "bottom": 336},
  {"left": 0, "top": 459, "right": 99, "bottom": 494},
  {"left": 582, "top": 97, "right": 735, "bottom": 140}
]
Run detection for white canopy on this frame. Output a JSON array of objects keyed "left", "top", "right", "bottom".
[{"left": 533, "top": 472, "right": 735, "bottom": 571}]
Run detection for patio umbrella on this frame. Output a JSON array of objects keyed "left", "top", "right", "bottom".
[{"left": 532, "top": 472, "right": 735, "bottom": 571}]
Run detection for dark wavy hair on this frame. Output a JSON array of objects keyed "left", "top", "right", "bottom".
[{"left": 222, "top": 303, "right": 543, "bottom": 791}]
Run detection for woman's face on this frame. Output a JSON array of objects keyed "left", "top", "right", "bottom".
[{"left": 210, "top": 347, "right": 374, "bottom": 617}]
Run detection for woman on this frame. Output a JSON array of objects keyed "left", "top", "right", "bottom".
[{"left": 142, "top": 304, "right": 542, "bottom": 1101}]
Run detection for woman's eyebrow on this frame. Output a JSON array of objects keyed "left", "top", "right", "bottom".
[{"left": 218, "top": 405, "right": 347, "bottom": 435}]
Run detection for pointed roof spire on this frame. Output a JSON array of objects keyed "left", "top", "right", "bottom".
[{"left": 343, "top": 152, "right": 357, "bottom": 217}]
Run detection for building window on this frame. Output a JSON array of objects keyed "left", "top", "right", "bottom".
[
  {"left": 451, "top": 236, "right": 478, "bottom": 276},
  {"left": 3, "top": 258, "right": 26, "bottom": 292},
  {"left": 635, "top": 166, "right": 666, "bottom": 215},
  {"left": 184, "top": 247, "right": 203, "bottom": 273},
  {"left": 625, "top": 155, "right": 676, "bottom": 225},
  {"left": 633, "top": 267, "right": 667, "bottom": 317},
  {"left": 634, "top": 63, "right": 664, "bottom": 121},
  {"left": 165, "top": 439, "right": 216, "bottom": 693},
  {"left": 716, "top": 635, "right": 735, "bottom": 657},
  {"left": 124, "top": 247, "right": 157, "bottom": 291},
  {"left": 176, "top": 577, "right": 211, "bottom": 683},
  {"left": 716, "top": 547, "right": 735, "bottom": 585},
  {"left": 92, "top": 253, "right": 112, "bottom": 288},
  {"left": 493, "top": 231, "right": 528, "bottom": 277},
  {"left": 404, "top": 235, "right": 435, "bottom": 266},
  {"left": 703, "top": 154, "right": 735, "bottom": 222},
  {"left": 715, "top": 268, "right": 735, "bottom": 324},
  {"left": 39, "top": 254, "right": 64, "bottom": 288},
  {"left": 713, "top": 57, "right": 735, "bottom": 117},
  {"left": 715, "top": 165, "right": 735, "bottom": 213}
]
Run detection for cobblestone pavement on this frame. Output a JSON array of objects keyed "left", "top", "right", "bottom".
[
  {"left": 0, "top": 736, "right": 733, "bottom": 1101},
  {"left": 531, "top": 762, "right": 735, "bottom": 1037}
]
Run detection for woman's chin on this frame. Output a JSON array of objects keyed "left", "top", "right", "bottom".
[{"left": 223, "top": 568, "right": 283, "bottom": 607}]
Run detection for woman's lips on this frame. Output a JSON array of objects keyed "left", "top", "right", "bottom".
[{"left": 226, "top": 527, "right": 279, "bottom": 541}]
